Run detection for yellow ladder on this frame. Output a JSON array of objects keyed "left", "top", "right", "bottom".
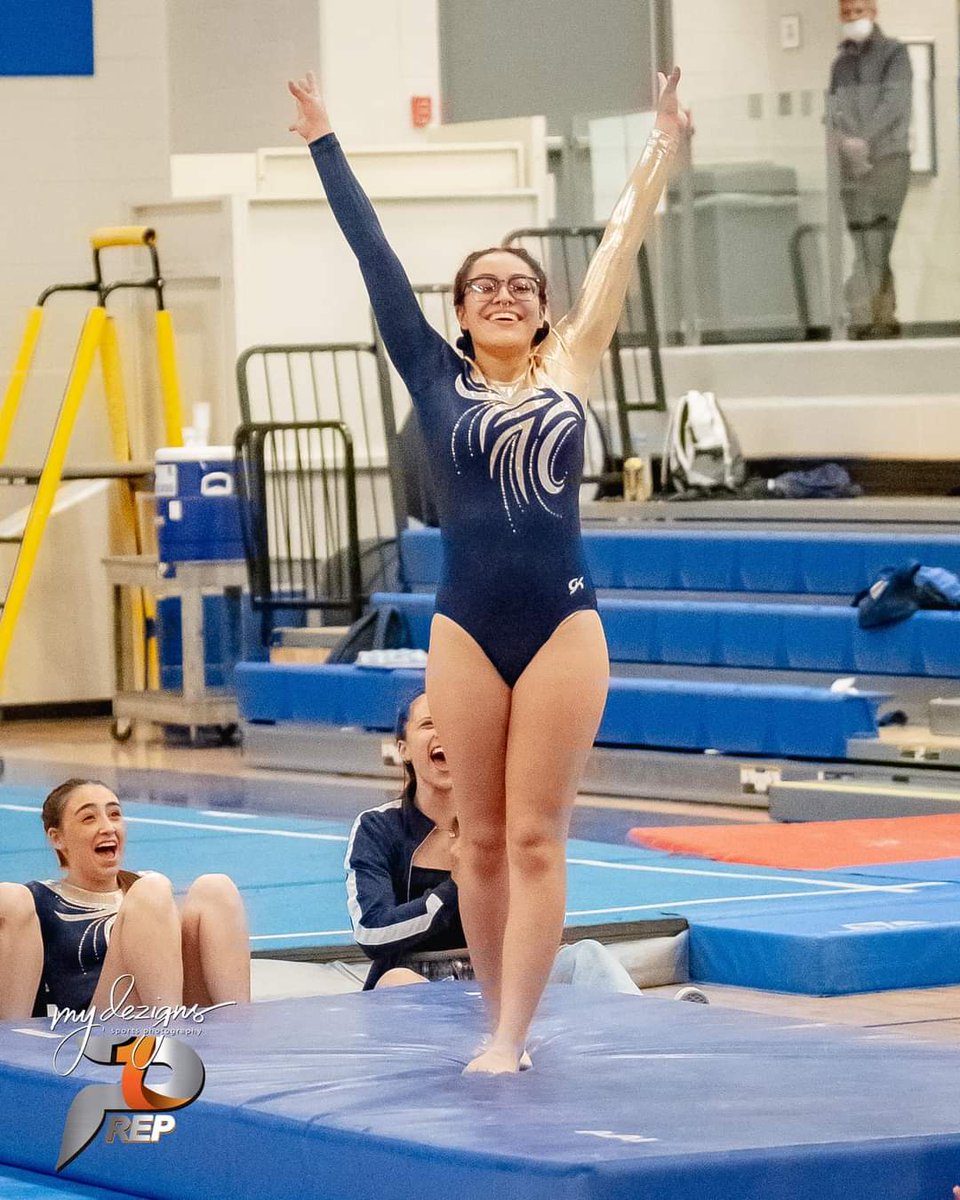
[{"left": 0, "top": 226, "right": 185, "bottom": 691}]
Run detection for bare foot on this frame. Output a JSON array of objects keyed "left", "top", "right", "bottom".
[
  {"left": 463, "top": 1045, "right": 522, "bottom": 1075},
  {"left": 471, "top": 1038, "right": 533, "bottom": 1072}
]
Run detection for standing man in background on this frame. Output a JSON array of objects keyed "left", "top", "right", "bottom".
[{"left": 829, "top": 0, "right": 912, "bottom": 339}]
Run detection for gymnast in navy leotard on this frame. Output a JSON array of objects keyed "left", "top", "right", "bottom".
[
  {"left": 289, "top": 68, "right": 685, "bottom": 1073},
  {"left": 304, "top": 129, "right": 676, "bottom": 684},
  {"left": 0, "top": 779, "right": 250, "bottom": 1020}
]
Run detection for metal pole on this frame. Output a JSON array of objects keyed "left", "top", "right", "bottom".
[
  {"left": 824, "top": 96, "right": 848, "bottom": 340},
  {"left": 676, "top": 143, "right": 701, "bottom": 347}
]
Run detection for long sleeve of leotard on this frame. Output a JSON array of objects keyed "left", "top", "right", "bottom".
[
  {"left": 345, "top": 810, "right": 460, "bottom": 961},
  {"left": 309, "top": 133, "right": 450, "bottom": 396},
  {"left": 548, "top": 127, "right": 680, "bottom": 389}
]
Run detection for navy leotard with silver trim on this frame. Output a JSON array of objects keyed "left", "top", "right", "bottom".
[
  {"left": 439, "top": 367, "right": 597, "bottom": 686},
  {"left": 309, "top": 131, "right": 676, "bottom": 686},
  {"left": 27, "top": 879, "right": 122, "bottom": 1017}
]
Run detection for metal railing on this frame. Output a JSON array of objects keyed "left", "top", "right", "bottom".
[
  {"left": 503, "top": 227, "right": 667, "bottom": 464},
  {"left": 236, "top": 342, "right": 402, "bottom": 597},
  {"left": 234, "top": 421, "right": 363, "bottom": 644}
]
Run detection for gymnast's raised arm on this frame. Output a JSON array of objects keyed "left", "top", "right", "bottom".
[
  {"left": 287, "top": 72, "right": 450, "bottom": 395},
  {"left": 550, "top": 69, "right": 688, "bottom": 388}
]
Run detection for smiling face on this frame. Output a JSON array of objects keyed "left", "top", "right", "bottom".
[
  {"left": 47, "top": 783, "right": 126, "bottom": 891},
  {"left": 455, "top": 250, "right": 546, "bottom": 364},
  {"left": 397, "top": 694, "right": 453, "bottom": 798}
]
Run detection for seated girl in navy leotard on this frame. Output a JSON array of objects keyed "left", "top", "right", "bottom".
[
  {"left": 346, "top": 692, "right": 707, "bottom": 1012},
  {"left": 0, "top": 779, "right": 250, "bottom": 1020},
  {"left": 288, "top": 69, "right": 688, "bottom": 1072}
]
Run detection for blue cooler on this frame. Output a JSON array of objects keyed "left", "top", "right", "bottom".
[{"left": 155, "top": 446, "right": 244, "bottom": 564}]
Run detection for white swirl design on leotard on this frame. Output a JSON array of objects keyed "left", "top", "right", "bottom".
[
  {"left": 452, "top": 372, "right": 583, "bottom": 532},
  {"left": 50, "top": 886, "right": 120, "bottom": 978}
]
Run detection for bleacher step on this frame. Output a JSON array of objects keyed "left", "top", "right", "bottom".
[
  {"left": 375, "top": 591, "right": 960, "bottom": 681},
  {"left": 400, "top": 526, "right": 960, "bottom": 595},
  {"left": 771, "top": 777, "right": 960, "bottom": 822},
  {"left": 269, "top": 626, "right": 350, "bottom": 664},
  {"left": 236, "top": 662, "right": 881, "bottom": 760},
  {"left": 848, "top": 725, "right": 960, "bottom": 768}
]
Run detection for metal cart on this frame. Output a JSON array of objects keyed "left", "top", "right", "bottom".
[{"left": 104, "top": 555, "right": 247, "bottom": 745}]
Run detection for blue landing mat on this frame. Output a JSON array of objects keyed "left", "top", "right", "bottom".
[
  {"left": 843, "top": 858, "right": 960, "bottom": 884},
  {"left": 686, "top": 885, "right": 960, "bottom": 993},
  {"left": 0, "top": 1165, "right": 143, "bottom": 1200},
  {"left": 2, "top": 987, "right": 959, "bottom": 1200}
]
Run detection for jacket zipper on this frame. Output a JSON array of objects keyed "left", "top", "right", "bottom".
[{"left": 407, "top": 826, "right": 433, "bottom": 902}]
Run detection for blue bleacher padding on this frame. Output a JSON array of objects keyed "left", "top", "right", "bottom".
[
  {"left": 236, "top": 662, "right": 880, "bottom": 757},
  {"left": 236, "top": 662, "right": 426, "bottom": 729},
  {"left": 372, "top": 592, "right": 960, "bottom": 678},
  {"left": 399, "top": 527, "right": 960, "bottom": 595},
  {"left": 598, "top": 677, "right": 879, "bottom": 758}
]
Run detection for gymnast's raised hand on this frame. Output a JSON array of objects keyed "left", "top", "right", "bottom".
[
  {"left": 654, "top": 67, "right": 691, "bottom": 141},
  {"left": 287, "top": 71, "right": 332, "bottom": 143}
]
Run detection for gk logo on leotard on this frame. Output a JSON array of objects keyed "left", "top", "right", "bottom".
[
  {"left": 55, "top": 1034, "right": 205, "bottom": 1171},
  {"left": 568, "top": 576, "right": 585, "bottom": 595}
]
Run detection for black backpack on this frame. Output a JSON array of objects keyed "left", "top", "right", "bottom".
[{"left": 326, "top": 605, "right": 410, "bottom": 664}]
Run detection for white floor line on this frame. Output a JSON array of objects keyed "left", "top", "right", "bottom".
[
  {"left": 567, "top": 883, "right": 948, "bottom": 918},
  {"left": 251, "top": 881, "right": 950, "bottom": 943},
  {"left": 250, "top": 930, "right": 352, "bottom": 941},
  {"left": 200, "top": 810, "right": 259, "bottom": 819},
  {"left": 0, "top": 803, "right": 349, "bottom": 843},
  {"left": 567, "top": 857, "right": 948, "bottom": 893},
  {"left": 4, "top": 805, "right": 955, "bottom": 897}
]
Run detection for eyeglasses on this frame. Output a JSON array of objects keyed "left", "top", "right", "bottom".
[{"left": 463, "top": 274, "right": 540, "bottom": 300}]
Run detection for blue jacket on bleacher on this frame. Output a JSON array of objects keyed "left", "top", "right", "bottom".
[{"left": 344, "top": 797, "right": 466, "bottom": 989}]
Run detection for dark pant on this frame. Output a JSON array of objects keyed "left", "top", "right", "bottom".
[{"left": 841, "top": 153, "right": 911, "bottom": 331}]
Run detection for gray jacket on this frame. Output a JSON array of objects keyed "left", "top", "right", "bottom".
[{"left": 829, "top": 26, "right": 912, "bottom": 159}]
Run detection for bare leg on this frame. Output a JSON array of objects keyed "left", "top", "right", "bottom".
[
  {"left": 426, "top": 614, "right": 511, "bottom": 1030},
  {"left": 92, "top": 874, "right": 183, "bottom": 1009},
  {"left": 376, "top": 968, "right": 429, "bottom": 988},
  {"left": 0, "top": 883, "right": 43, "bottom": 1019},
  {"left": 466, "top": 611, "right": 608, "bottom": 1074},
  {"left": 180, "top": 874, "right": 250, "bottom": 1007}
]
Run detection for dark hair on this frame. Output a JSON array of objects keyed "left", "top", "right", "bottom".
[
  {"left": 453, "top": 247, "right": 550, "bottom": 358},
  {"left": 394, "top": 692, "right": 426, "bottom": 807},
  {"left": 42, "top": 778, "right": 112, "bottom": 868}
]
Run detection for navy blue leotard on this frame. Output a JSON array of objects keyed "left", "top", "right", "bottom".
[
  {"left": 27, "top": 879, "right": 124, "bottom": 1017},
  {"left": 309, "top": 130, "right": 677, "bottom": 686}
]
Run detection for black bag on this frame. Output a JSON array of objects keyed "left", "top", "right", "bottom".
[
  {"left": 398, "top": 410, "right": 439, "bottom": 527},
  {"left": 853, "top": 560, "right": 960, "bottom": 629},
  {"left": 326, "top": 605, "right": 410, "bottom": 664}
]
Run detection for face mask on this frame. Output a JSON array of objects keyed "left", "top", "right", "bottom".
[{"left": 841, "top": 18, "right": 874, "bottom": 42}]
